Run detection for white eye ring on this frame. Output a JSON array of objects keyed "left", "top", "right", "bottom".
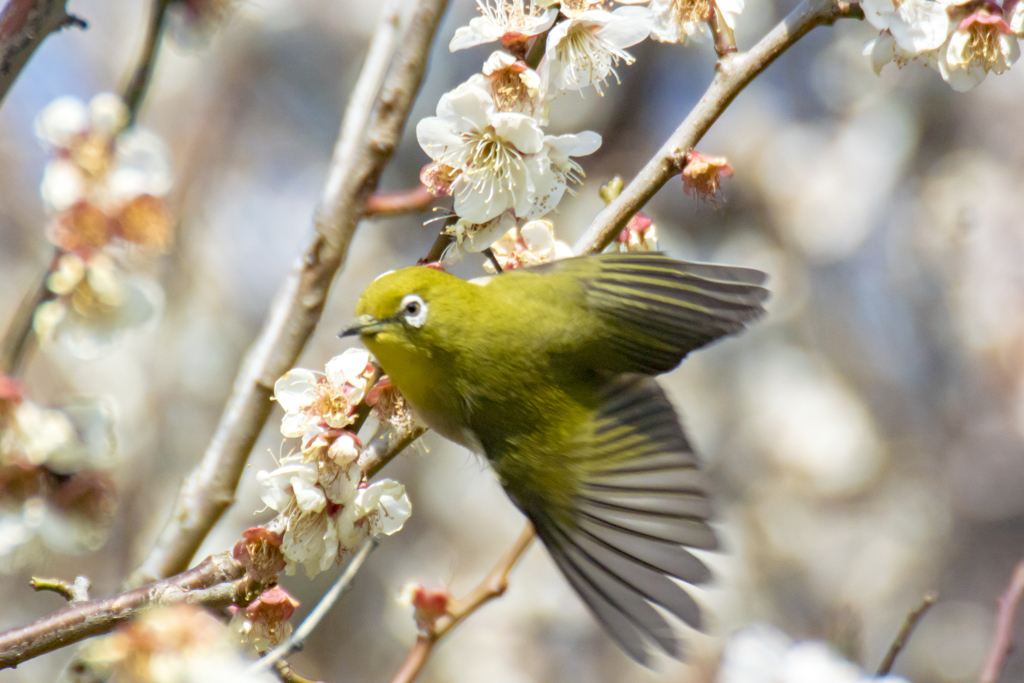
[{"left": 400, "top": 294, "right": 428, "bottom": 328}]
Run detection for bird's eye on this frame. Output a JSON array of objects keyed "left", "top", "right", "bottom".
[{"left": 400, "top": 294, "right": 428, "bottom": 328}]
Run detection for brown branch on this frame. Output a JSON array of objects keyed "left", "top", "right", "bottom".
[
  {"left": 979, "top": 559, "right": 1024, "bottom": 683},
  {"left": 0, "top": 249, "right": 58, "bottom": 377},
  {"left": 365, "top": 186, "right": 436, "bottom": 218},
  {"left": 876, "top": 591, "right": 936, "bottom": 675},
  {"left": 0, "top": 0, "right": 86, "bottom": 106},
  {"left": 571, "top": 0, "right": 864, "bottom": 255},
  {"left": 30, "top": 576, "right": 91, "bottom": 603},
  {"left": 0, "top": 553, "right": 244, "bottom": 670},
  {"left": 130, "top": 0, "right": 450, "bottom": 587},
  {"left": 359, "top": 421, "right": 427, "bottom": 480},
  {"left": 122, "top": 0, "right": 171, "bottom": 123},
  {"left": 389, "top": 523, "right": 536, "bottom": 683}
]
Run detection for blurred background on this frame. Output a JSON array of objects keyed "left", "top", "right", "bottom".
[{"left": 1, "top": 0, "right": 1023, "bottom": 681}]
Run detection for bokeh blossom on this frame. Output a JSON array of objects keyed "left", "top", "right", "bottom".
[
  {"left": 0, "top": 389, "right": 115, "bottom": 566},
  {"left": 36, "top": 93, "right": 173, "bottom": 254},
  {"left": 718, "top": 624, "right": 911, "bottom": 683},
  {"left": 32, "top": 93, "right": 171, "bottom": 359},
  {"left": 84, "top": 605, "right": 279, "bottom": 683},
  {"left": 33, "top": 252, "right": 163, "bottom": 360}
]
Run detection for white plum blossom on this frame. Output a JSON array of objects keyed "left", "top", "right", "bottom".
[
  {"left": 529, "top": 131, "right": 603, "bottom": 217},
  {"left": 539, "top": 6, "right": 654, "bottom": 95},
  {"left": 482, "top": 51, "right": 545, "bottom": 117},
  {"left": 450, "top": 0, "right": 558, "bottom": 52},
  {"left": 485, "top": 218, "right": 573, "bottom": 271},
  {"left": 273, "top": 348, "right": 375, "bottom": 451},
  {"left": 862, "top": 0, "right": 1022, "bottom": 90},
  {"left": 718, "top": 624, "right": 912, "bottom": 683},
  {"left": 417, "top": 79, "right": 546, "bottom": 223},
  {"left": 625, "top": 0, "right": 744, "bottom": 44},
  {"left": 84, "top": 606, "right": 280, "bottom": 683},
  {"left": 939, "top": 8, "right": 1021, "bottom": 90},
  {"left": 860, "top": 0, "right": 953, "bottom": 75}
]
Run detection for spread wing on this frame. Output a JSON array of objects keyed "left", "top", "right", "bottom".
[
  {"left": 512, "top": 375, "right": 716, "bottom": 665},
  {"left": 535, "top": 252, "right": 768, "bottom": 375}
]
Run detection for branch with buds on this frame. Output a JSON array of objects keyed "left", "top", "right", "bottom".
[
  {"left": 572, "top": 0, "right": 865, "bottom": 255},
  {"left": 131, "top": 0, "right": 449, "bottom": 586},
  {"left": 0, "top": 553, "right": 244, "bottom": 669},
  {"left": 389, "top": 523, "right": 537, "bottom": 683}
]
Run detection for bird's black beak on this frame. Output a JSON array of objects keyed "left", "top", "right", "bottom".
[{"left": 339, "top": 314, "right": 385, "bottom": 338}]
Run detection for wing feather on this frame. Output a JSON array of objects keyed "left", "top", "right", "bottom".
[{"left": 519, "top": 375, "right": 715, "bottom": 664}]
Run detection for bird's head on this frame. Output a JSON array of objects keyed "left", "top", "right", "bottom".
[{"left": 341, "top": 266, "right": 471, "bottom": 351}]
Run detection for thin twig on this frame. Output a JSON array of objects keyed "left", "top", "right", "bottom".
[
  {"left": 876, "top": 592, "right": 936, "bottom": 675},
  {"left": 0, "top": 0, "right": 86, "bottom": 106},
  {"left": 359, "top": 422, "right": 427, "bottom": 480},
  {"left": 707, "top": 2, "right": 737, "bottom": 57},
  {"left": 30, "top": 576, "right": 91, "bottom": 603},
  {"left": 0, "top": 553, "right": 244, "bottom": 669},
  {"left": 0, "top": 250, "right": 58, "bottom": 377},
  {"left": 389, "top": 523, "right": 536, "bottom": 683},
  {"left": 571, "top": 0, "right": 864, "bottom": 255},
  {"left": 273, "top": 661, "right": 323, "bottom": 683},
  {"left": 122, "top": 0, "right": 171, "bottom": 123},
  {"left": 131, "top": 0, "right": 449, "bottom": 587},
  {"left": 365, "top": 186, "right": 435, "bottom": 218},
  {"left": 252, "top": 537, "right": 379, "bottom": 674},
  {"left": 979, "top": 559, "right": 1024, "bottom": 683}
]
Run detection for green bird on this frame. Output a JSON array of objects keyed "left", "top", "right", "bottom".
[{"left": 342, "top": 252, "right": 767, "bottom": 663}]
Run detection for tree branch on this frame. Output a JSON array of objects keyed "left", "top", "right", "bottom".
[
  {"left": 979, "top": 559, "right": 1024, "bottom": 683},
  {"left": 0, "top": 0, "right": 86, "bottom": 106},
  {"left": 0, "top": 249, "right": 58, "bottom": 377},
  {"left": 571, "top": 0, "right": 864, "bottom": 255},
  {"left": 0, "top": 553, "right": 243, "bottom": 670},
  {"left": 358, "top": 421, "right": 427, "bottom": 480},
  {"left": 130, "top": 0, "right": 450, "bottom": 587},
  {"left": 122, "top": 0, "right": 171, "bottom": 123},
  {"left": 389, "top": 523, "right": 536, "bottom": 683}
]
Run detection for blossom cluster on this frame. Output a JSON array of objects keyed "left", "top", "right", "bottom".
[
  {"left": 33, "top": 93, "right": 172, "bottom": 358},
  {"left": 0, "top": 377, "right": 115, "bottom": 566},
  {"left": 420, "top": 0, "right": 744, "bottom": 263},
  {"left": 257, "top": 349, "right": 412, "bottom": 578},
  {"left": 863, "top": 0, "right": 1023, "bottom": 91}
]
